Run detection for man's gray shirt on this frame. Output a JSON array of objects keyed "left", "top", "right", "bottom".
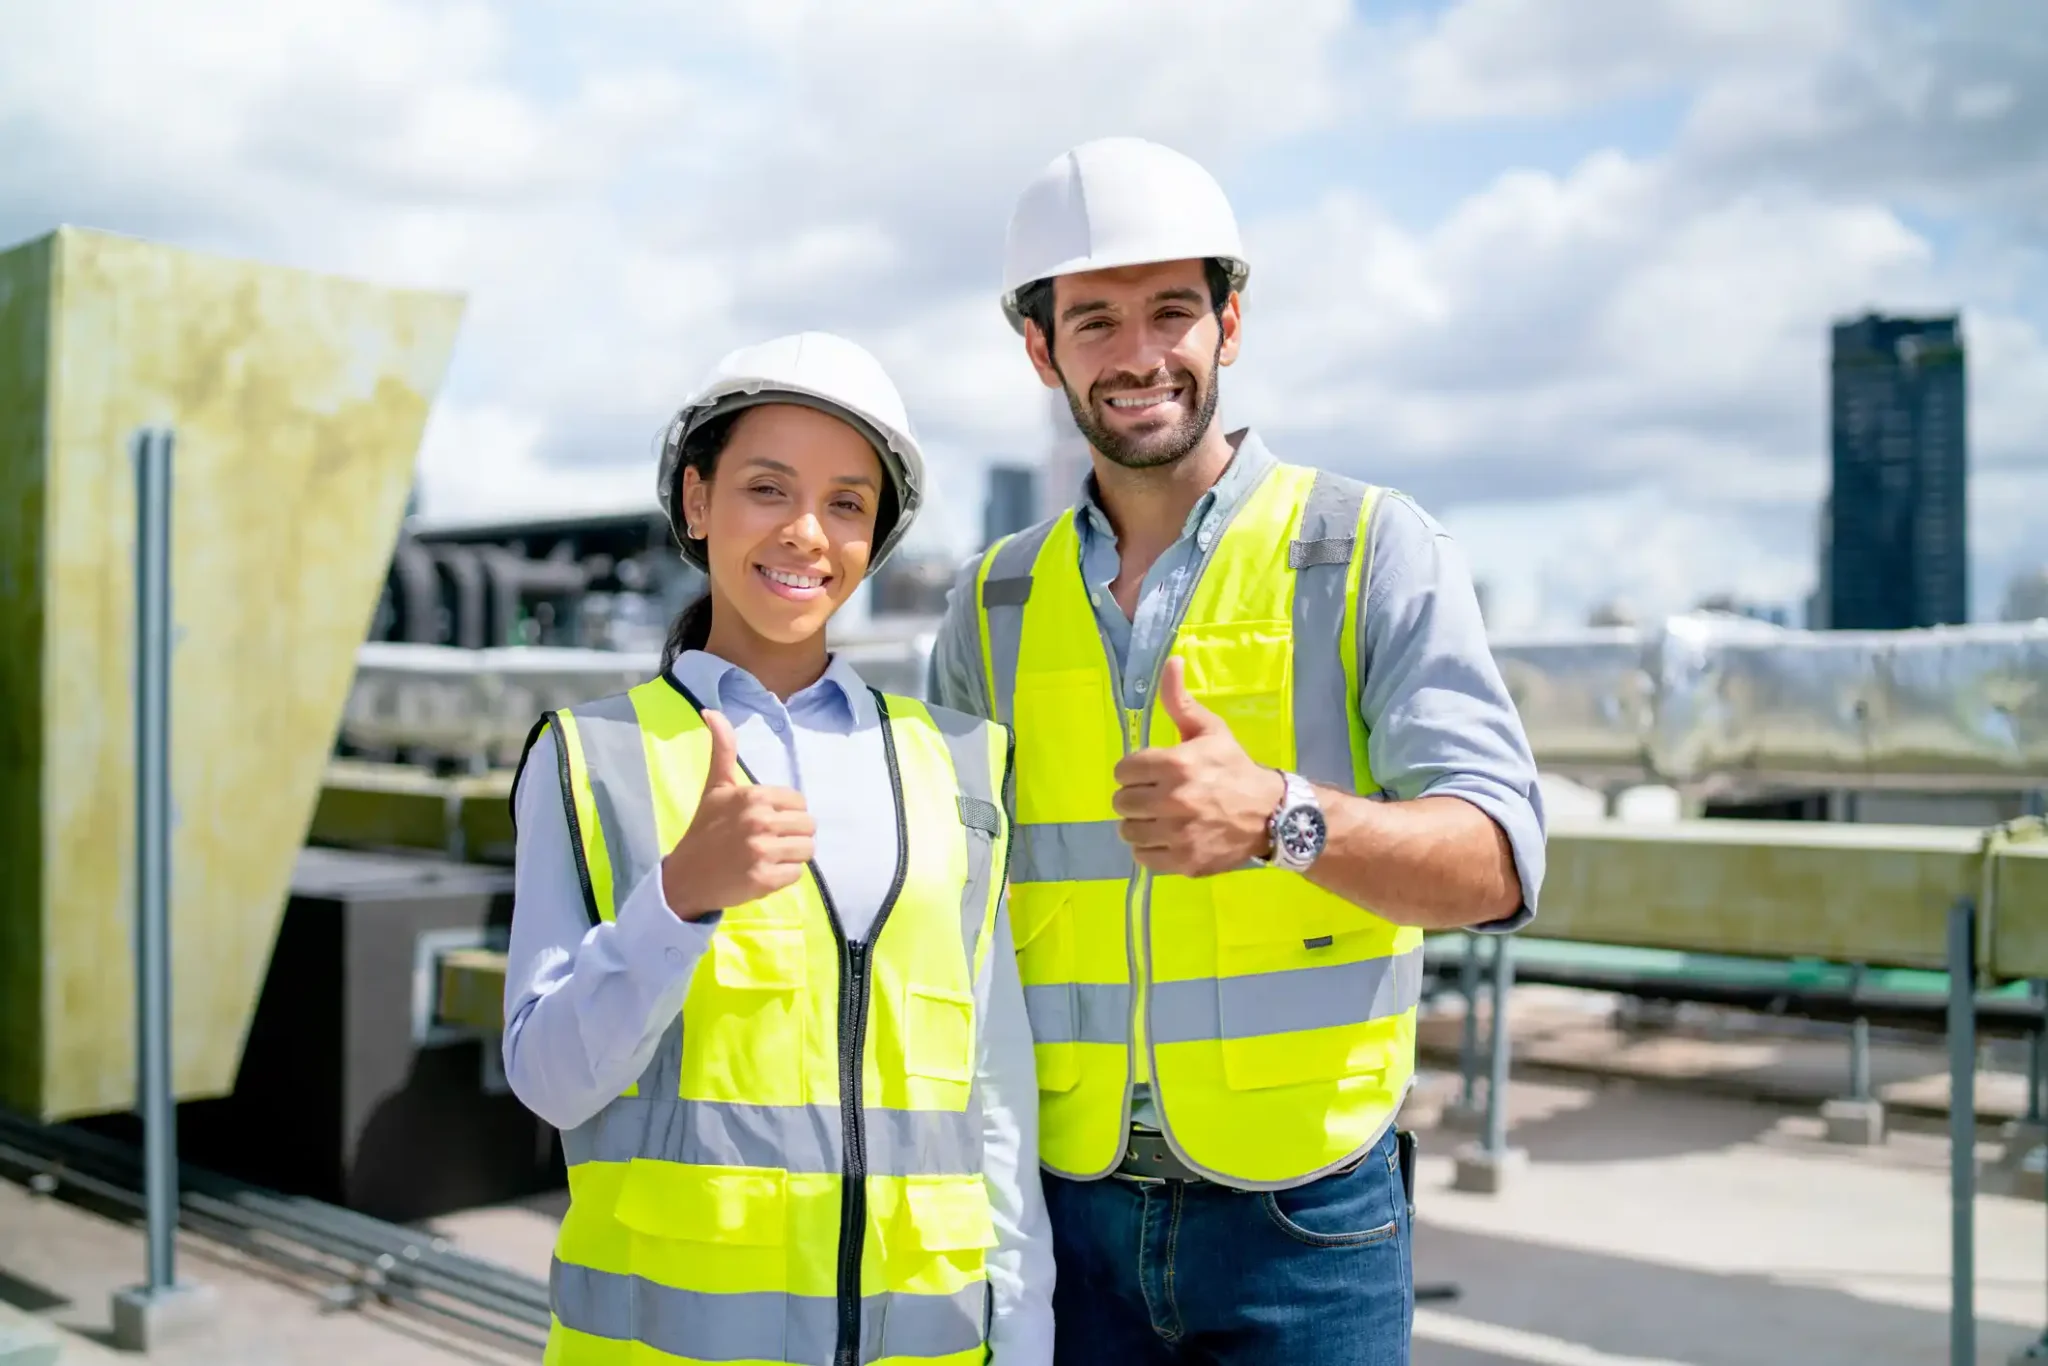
[{"left": 925, "top": 429, "right": 1546, "bottom": 1125}]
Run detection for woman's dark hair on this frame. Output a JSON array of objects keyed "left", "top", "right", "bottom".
[{"left": 659, "top": 403, "right": 901, "bottom": 672}]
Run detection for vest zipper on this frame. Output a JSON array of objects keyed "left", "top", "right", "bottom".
[
  {"left": 1115, "top": 468, "right": 1263, "bottom": 1174},
  {"left": 828, "top": 695, "right": 911, "bottom": 1366}
]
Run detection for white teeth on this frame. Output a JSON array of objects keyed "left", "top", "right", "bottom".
[
  {"left": 1107, "top": 390, "right": 1179, "bottom": 409},
  {"left": 763, "top": 567, "right": 825, "bottom": 589}
]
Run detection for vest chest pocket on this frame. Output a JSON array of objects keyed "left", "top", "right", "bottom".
[
  {"left": 904, "top": 984, "right": 975, "bottom": 1085},
  {"left": 691, "top": 924, "right": 810, "bottom": 1105},
  {"left": 1167, "top": 621, "right": 1292, "bottom": 764}
]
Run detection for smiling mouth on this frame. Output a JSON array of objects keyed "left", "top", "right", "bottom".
[
  {"left": 1102, "top": 384, "right": 1186, "bottom": 415},
  {"left": 756, "top": 564, "right": 831, "bottom": 601}
]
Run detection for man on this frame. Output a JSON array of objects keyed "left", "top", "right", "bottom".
[{"left": 926, "top": 136, "right": 1546, "bottom": 1364}]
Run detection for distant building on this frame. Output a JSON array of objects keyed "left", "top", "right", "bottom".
[
  {"left": 870, "top": 553, "right": 954, "bottom": 617},
  {"left": 1824, "top": 313, "right": 1968, "bottom": 629},
  {"left": 983, "top": 464, "right": 1040, "bottom": 548},
  {"left": 1587, "top": 599, "right": 1637, "bottom": 628},
  {"left": 1694, "top": 593, "right": 1792, "bottom": 627},
  {"left": 2004, "top": 568, "right": 2048, "bottom": 623}
]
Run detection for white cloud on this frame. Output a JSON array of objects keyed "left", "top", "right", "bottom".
[
  {"left": 2, "top": 0, "right": 2043, "bottom": 631},
  {"left": 1402, "top": 0, "right": 1855, "bottom": 120}
]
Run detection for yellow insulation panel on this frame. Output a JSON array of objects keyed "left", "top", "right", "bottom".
[{"left": 0, "top": 226, "right": 463, "bottom": 1120}]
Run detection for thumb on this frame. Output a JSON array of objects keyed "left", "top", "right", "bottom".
[
  {"left": 1159, "top": 656, "right": 1222, "bottom": 741},
  {"left": 700, "top": 709, "right": 743, "bottom": 788}
]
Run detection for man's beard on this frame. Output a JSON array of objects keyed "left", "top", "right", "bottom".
[{"left": 1057, "top": 340, "right": 1222, "bottom": 471}]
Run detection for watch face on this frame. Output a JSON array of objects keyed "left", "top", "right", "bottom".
[{"left": 1275, "top": 804, "right": 1327, "bottom": 865}]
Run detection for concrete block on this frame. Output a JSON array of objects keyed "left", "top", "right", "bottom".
[
  {"left": 2001, "top": 1120, "right": 2048, "bottom": 1169},
  {"left": 0, "top": 1306, "right": 61, "bottom": 1366},
  {"left": 110, "top": 1282, "right": 217, "bottom": 1352},
  {"left": 2014, "top": 1144, "right": 2047, "bottom": 1203},
  {"left": 1451, "top": 1142, "right": 1528, "bottom": 1195},
  {"left": 1439, "top": 1098, "right": 1488, "bottom": 1133},
  {"left": 1821, "top": 1097, "right": 1886, "bottom": 1146}
]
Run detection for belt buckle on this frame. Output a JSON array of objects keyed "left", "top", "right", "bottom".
[{"left": 1117, "top": 1129, "right": 1200, "bottom": 1184}]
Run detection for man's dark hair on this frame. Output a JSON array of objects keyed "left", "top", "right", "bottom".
[{"left": 1014, "top": 257, "right": 1235, "bottom": 353}]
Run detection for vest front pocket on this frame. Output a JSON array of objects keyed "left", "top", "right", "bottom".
[
  {"left": 871, "top": 1176, "right": 995, "bottom": 1361},
  {"left": 1208, "top": 873, "right": 1397, "bottom": 1091},
  {"left": 610, "top": 1163, "right": 800, "bottom": 1360},
  {"left": 1010, "top": 886, "right": 1080, "bottom": 1093}
]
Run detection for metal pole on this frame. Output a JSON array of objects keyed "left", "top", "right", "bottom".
[
  {"left": 1849, "top": 964, "right": 1871, "bottom": 1103},
  {"left": 1948, "top": 896, "right": 1976, "bottom": 1366},
  {"left": 1458, "top": 933, "right": 1481, "bottom": 1112},
  {"left": 1484, "top": 932, "right": 1516, "bottom": 1158},
  {"left": 134, "top": 427, "right": 177, "bottom": 1293},
  {"left": 2030, "top": 981, "right": 2046, "bottom": 1127}
]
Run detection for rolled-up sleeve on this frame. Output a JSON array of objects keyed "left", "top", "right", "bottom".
[
  {"left": 501, "top": 725, "right": 720, "bottom": 1133},
  {"left": 1357, "top": 493, "right": 1546, "bottom": 930}
]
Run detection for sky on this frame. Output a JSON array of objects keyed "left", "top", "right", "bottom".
[{"left": 2, "top": 0, "right": 2044, "bottom": 633}]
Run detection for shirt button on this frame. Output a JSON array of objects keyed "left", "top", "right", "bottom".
[
  {"left": 664, "top": 946, "right": 684, "bottom": 966},
  {"left": 1135, "top": 680, "right": 1148, "bottom": 695}
]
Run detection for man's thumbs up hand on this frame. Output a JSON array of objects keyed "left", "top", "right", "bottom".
[
  {"left": 660, "top": 710, "right": 815, "bottom": 921},
  {"left": 1156, "top": 655, "right": 1225, "bottom": 742},
  {"left": 1110, "top": 656, "right": 1286, "bottom": 877}
]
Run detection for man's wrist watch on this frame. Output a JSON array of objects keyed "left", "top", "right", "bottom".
[{"left": 1258, "top": 770, "right": 1327, "bottom": 873}]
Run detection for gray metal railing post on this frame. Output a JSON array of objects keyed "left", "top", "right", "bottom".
[
  {"left": 1458, "top": 933, "right": 1482, "bottom": 1112},
  {"left": 1484, "top": 932, "right": 1515, "bottom": 1158},
  {"left": 2031, "top": 981, "right": 2046, "bottom": 1127},
  {"left": 1849, "top": 964, "right": 1871, "bottom": 1103},
  {"left": 135, "top": 426, "right": 177, "bottom": 1293},
  {"left": 1947, "top": 896, "right": 1977, "bottom": 1366},
  {"left": 111, "top": 427, "right": 211, "bottom": 1349}
]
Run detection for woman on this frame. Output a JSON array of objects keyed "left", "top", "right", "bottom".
[{"left": 502, "top": 332, "right": 1052, "bottom": 1366}]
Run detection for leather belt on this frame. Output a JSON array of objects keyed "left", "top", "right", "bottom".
[
  {"left": 1114, "top": 1128, "right": 1206, "bottom": 1183},
  {"left": 1112, "top": 1128, "right": 1388, "bottom": 1185}
]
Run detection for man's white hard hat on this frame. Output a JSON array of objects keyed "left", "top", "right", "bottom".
[
  {"left": 656, "top": 331, "right": 925, "bottom": 573},
  {"left": 1000, "top": 136, "right": 1249, "bottom": 335}
]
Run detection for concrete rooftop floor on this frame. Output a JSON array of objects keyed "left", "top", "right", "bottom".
[{"left": 4, "top": 998, "right": 2044, "bottom": 1365}]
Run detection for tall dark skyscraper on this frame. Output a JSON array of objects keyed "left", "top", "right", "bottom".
[
  {"left": 1823, "top": 312, "right": 1968, "bottom": 630},
  {"left": 983, "top": 464, "right": 1040, "bottom": 549}
]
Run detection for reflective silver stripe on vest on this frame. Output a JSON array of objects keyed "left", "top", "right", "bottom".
[
  {"left": 564, "top": 691, "right": 660, "bottom": 915},
  {"left": 552, "top": 1260, "right": 987, "bottom": 1364},
  {"left": 557, "top": 1097, "right": 981, "bottom": 1175},
  {"left": 977, "top": 521, "right": 1057, "bottom": 727},
  {"left": 1150, "top": 946, "right": 1424, "bottom": 1045},
  {"left": 1011, "top": 820, "right": 1130, "bottom": 885},
  {"left": 921, "top": 701, "right": 1006, "bottom": 964},
  {"left": 1288, "top": 471, "right": 1369, "bottom": 794},
  {"left": 1022, "top": 981, "right": 1132, "bottom": 1047}
]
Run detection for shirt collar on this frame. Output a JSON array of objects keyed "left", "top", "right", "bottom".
[
  {"left": 1075, "top": 427, "right": 1274, "bottom": 546},
  {"left": 668, "top": 649, "right": 874, "bottom": 729}
]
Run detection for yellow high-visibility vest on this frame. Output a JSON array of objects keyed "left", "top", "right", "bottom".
[
  {"left": 518, "top": 674, "right": 1013, "bottom": 1365},
  {"left": 972, "top": 461, "right": 1423, "bottom": 1190}
]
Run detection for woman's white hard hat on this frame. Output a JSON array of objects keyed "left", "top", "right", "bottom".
[
  {"left": 1000, "top": 136, "right": 1249, "bottom": 335},
  {"left": 656, "top": 331, "right": 926, "bottom": 574}
]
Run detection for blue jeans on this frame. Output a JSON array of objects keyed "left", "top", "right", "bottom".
[{"left": 1043, "top": 1127, "right": 1413, "bottom": 1365}]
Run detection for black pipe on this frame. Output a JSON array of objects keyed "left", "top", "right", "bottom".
[{"left": 0, "top": 1112, "right": 551, "bottom": 1333}]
